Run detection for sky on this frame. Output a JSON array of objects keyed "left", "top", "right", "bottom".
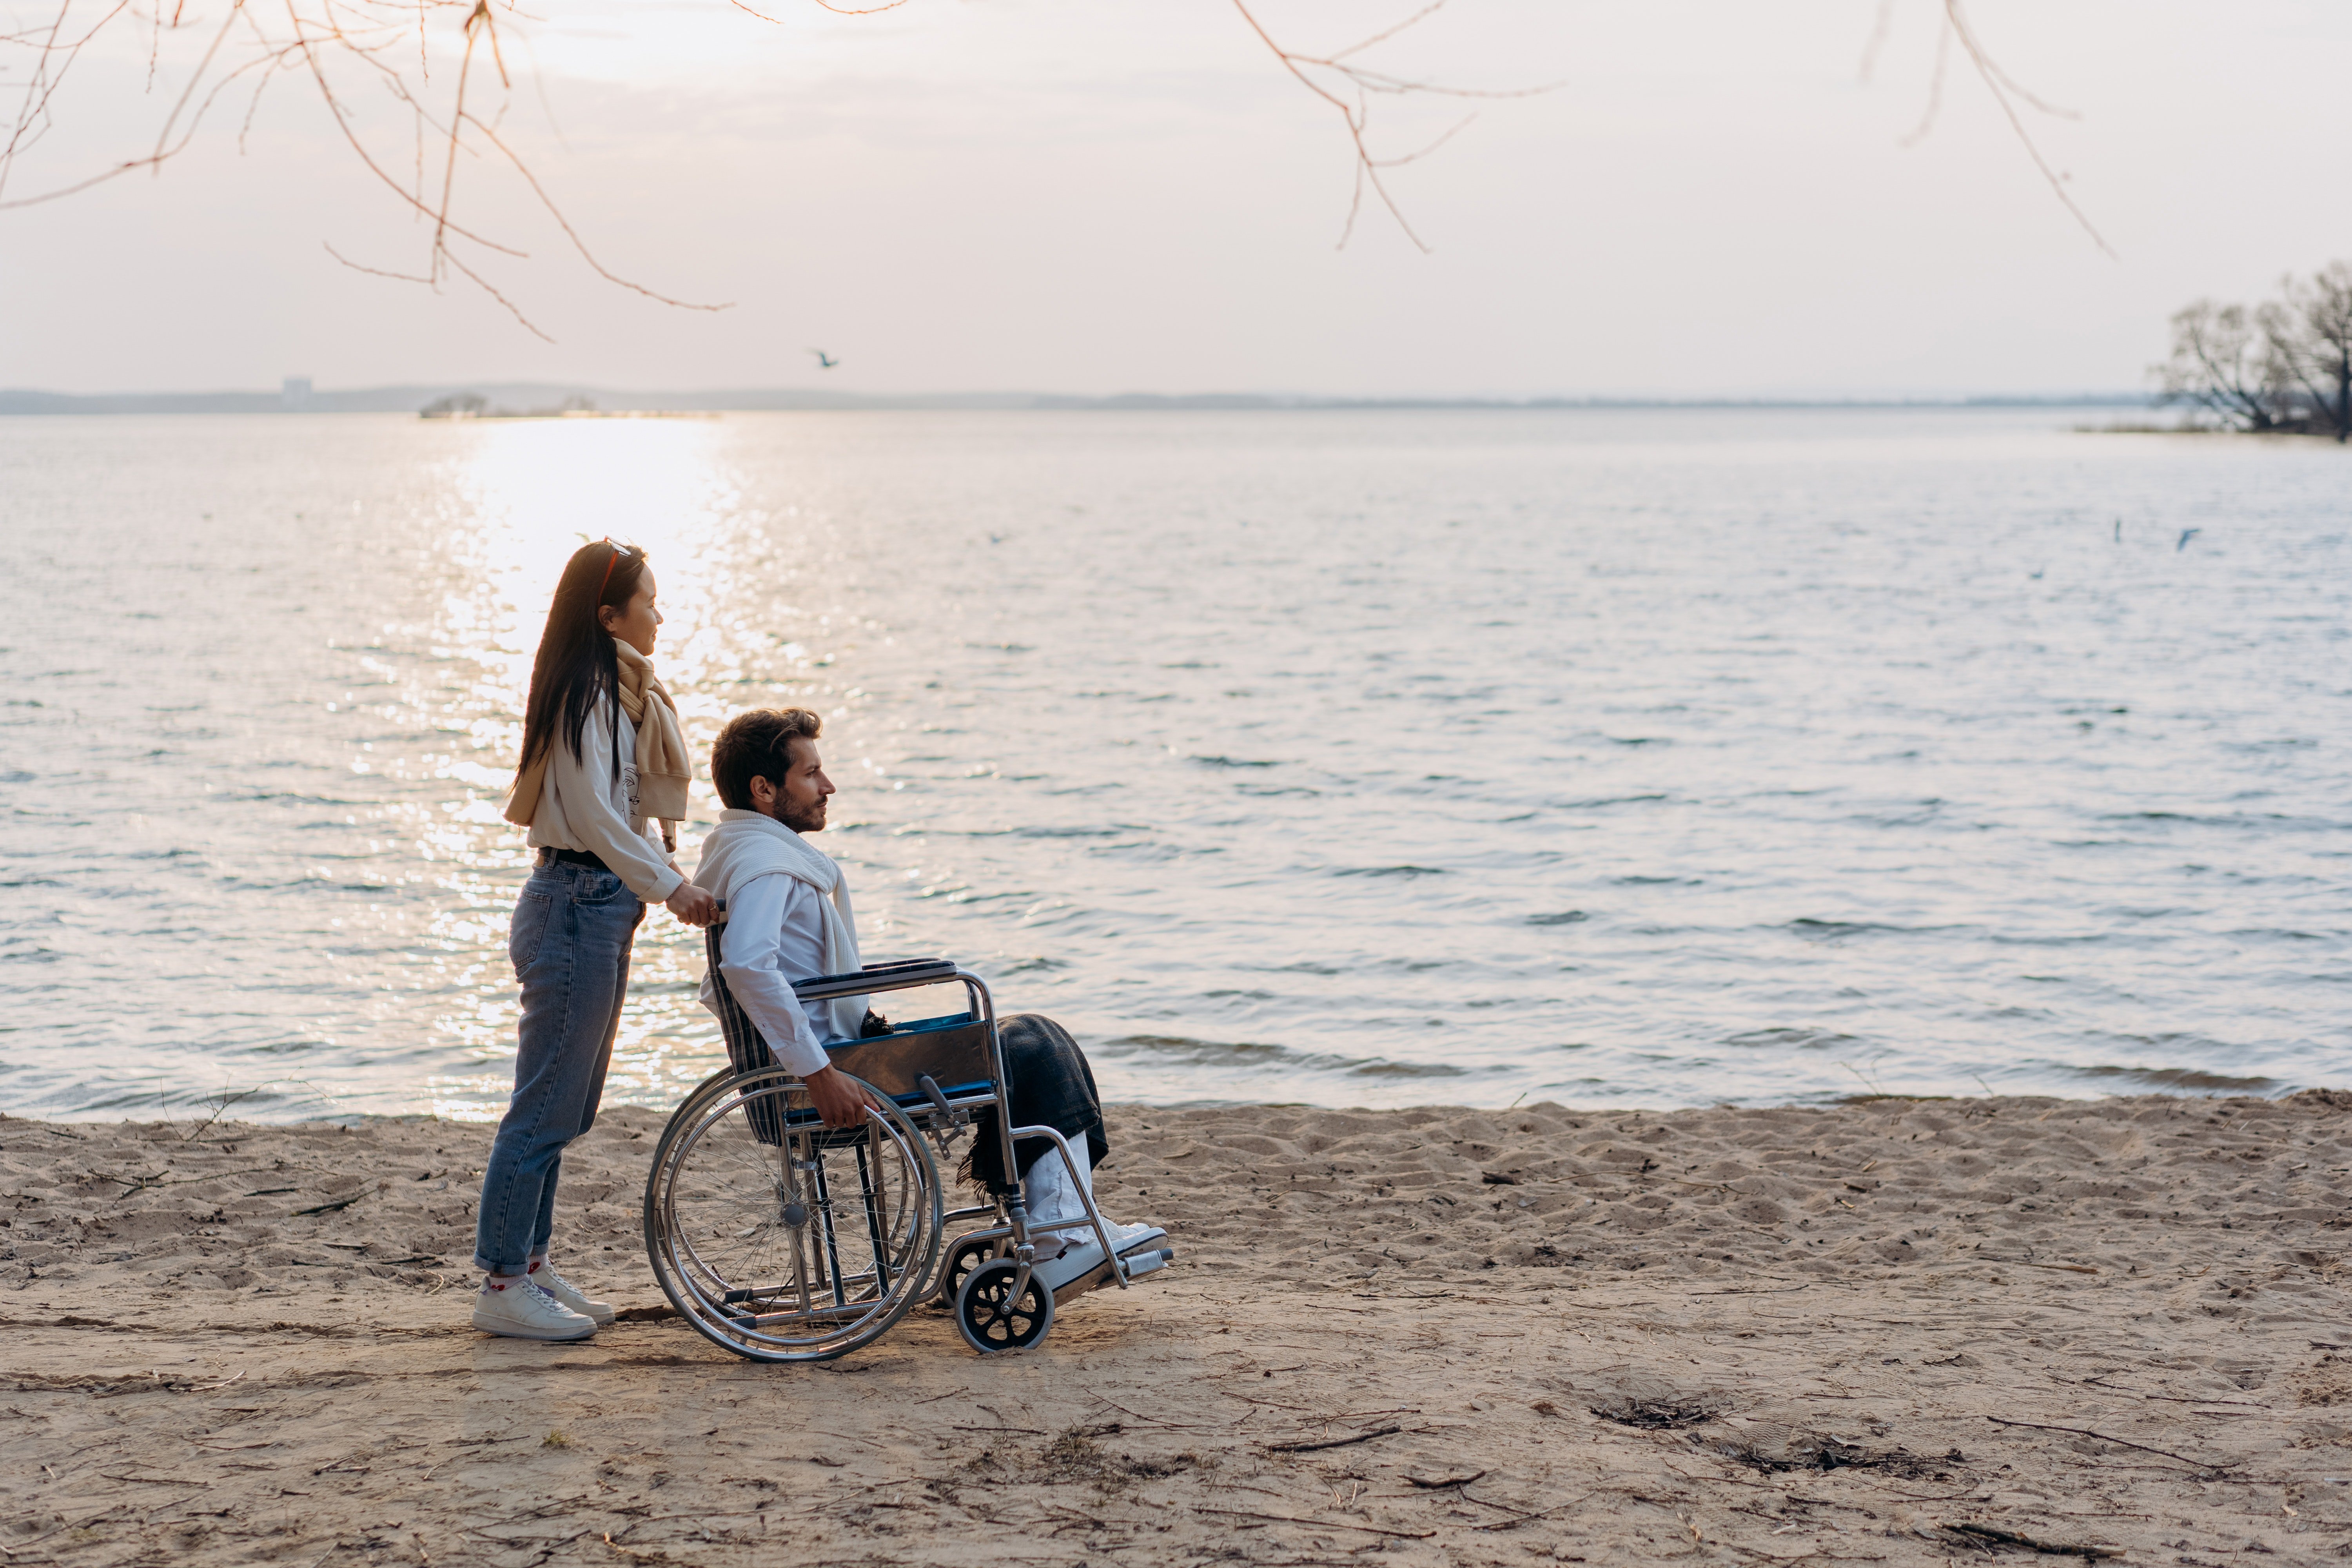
[{"left": 1, "top": 0, "right": 2346, "bottom": 398}]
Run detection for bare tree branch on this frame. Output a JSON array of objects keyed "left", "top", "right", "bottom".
[
  {"left": 1230, "top": 0, "right": 1553, "bottom": 251},
  {"left": 323, "top": 237, "right": 431, "bottom": 281},
  {"left": 1939, "top": 0, "right": 2111, "bottom": 257},
  {"left": 3, "top": 0, "right": 736, "bottom": 328},
  {"left": 1896, "top": 9, "right": 1950, "bottom": 147},
  {"left": 1858, "top": 0, "right": 1896, "bottom": 84},
  {"left": 461, "top": 111, "right": 731, "bottom": 310},
  {"left": 9, "top": 0, "right": 2113, "bottom": 334},
  {"left": 1873, "top": 1, "right": 2111, "bottom": 257}
]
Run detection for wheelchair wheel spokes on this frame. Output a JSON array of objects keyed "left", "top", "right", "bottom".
[
  {"left": 670, "top": 1111, "right": 803, "bottom": 1314},
  {"left": 954, "top": 1258, "right": 1053, "bottom": 1354},
  {"left": 646, "top": 1072, "right": 941, "bottom": 1363}
]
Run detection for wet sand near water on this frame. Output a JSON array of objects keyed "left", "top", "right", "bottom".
[{"left": 4, "top": 1091, "right": 2348, "bottom": 1564}]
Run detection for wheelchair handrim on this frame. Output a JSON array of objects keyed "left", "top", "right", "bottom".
[
  {"left": 646, "top": 1073, "right": 942, "bottom": 1362},
  {"left": 663, "top": 1093, "right": 903, "bottom": 1348}
]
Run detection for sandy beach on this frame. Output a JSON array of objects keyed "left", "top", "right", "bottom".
[{"left": 4, "top": 1090, "right": 2348, "bottom": 1565}]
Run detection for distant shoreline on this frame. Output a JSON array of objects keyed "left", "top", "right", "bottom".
[{"left": 0, "top": 386, "right": 2158, "bottom": 417}]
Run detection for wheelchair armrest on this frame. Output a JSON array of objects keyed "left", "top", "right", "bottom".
[{"left": 791, "top": 958, "right": 960, "bottom": 1000}]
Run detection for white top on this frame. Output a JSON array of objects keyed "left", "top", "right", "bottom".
[
  {"left": 706, "top": 873, "right": 843, "bottom": 1077},
  {"left": 523, "top": 694, "right": 684, "bottom": 904}
]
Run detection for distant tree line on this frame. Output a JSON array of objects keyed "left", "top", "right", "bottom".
[{"left": 2155, "top": 262, "right": 2352, "bottom": 441}]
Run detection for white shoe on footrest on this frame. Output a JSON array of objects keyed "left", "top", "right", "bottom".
[
  {"left": 1032, "top": 1219, "right": 1162, "bottom": 1262},
  {"left": 1032, "top": 1237, "right": 1108, "bottom": 1293},
  {"left": 1109, "top": 1222, "right": 1167, "bottom": 1256},
  {"left": 1030, "top": 1222, "right": 1171, "bottom": 1292}
]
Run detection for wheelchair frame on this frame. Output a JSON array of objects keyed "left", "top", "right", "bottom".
[{"left": 642, "top": 953, "right": 1169, "bottom": 1361}]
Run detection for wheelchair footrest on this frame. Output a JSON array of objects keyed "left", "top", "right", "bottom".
[{"left": 1049, "top": 1246, "right": 1177, "bottom": 1309}]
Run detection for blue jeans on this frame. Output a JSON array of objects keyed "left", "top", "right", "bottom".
[{"left": 472, "top": 860, "right": 644, "bottom": 1275}]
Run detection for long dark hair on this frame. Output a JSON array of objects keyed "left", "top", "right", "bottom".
[{"left": 517, "top": 539, "right": 647, "bottom": 777}]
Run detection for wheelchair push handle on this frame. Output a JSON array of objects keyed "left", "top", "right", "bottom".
[
  {"left": 793, "top": 958, "right": 961, "bottom": 999},
  {"left": 701, "top": 903, "right": 961, "bottom": 999}
]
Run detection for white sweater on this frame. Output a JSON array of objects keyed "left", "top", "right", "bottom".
[
  {"left": 523, "top": 695, "right": 684, "bottom": 903},
  {"left": 706, "top": 874, "right": 840, "bottom": 1077}
]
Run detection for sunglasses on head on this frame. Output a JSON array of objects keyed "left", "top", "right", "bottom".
[{"left": 597, "top": 538, "right": 639, "bottom": 599}]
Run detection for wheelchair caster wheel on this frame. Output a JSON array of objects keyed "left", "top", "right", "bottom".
[
  {"left": 954, "top": 1259, "right": 1053, "bottom": 1354},
  {"left": 934, "top": 1235, "right": 1000, "bottom": 1308}
]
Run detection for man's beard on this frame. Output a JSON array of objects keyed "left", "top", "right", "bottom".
[{"left": 780, "top": 800, "right": 826, "bottom": 834}]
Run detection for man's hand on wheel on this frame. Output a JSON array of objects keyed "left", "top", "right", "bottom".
[
  {"left": 664, "top": 884, "right": 717, "bottom": 927},
  {"left": 805, "top": 1065, "right": 880, "bottom": 1130}
]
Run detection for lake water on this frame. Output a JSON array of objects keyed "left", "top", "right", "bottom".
[{"left": 3, "top": 408, "right": 2345, "bottom": 1122}]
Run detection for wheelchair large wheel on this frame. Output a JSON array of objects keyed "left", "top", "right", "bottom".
[
  {"left": 644, "top": 1068, "right": 941, "bottom": 1363},
  {"left": 643, "top": 1064, "right": 736, "bottom": 1176},
  {"left": 639, "top": 1062, "right": 757, "bottom": 1311}
]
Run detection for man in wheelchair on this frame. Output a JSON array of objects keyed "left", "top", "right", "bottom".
[{"left": 691, "top": 707, "right": 1167, "bottom": 1295}]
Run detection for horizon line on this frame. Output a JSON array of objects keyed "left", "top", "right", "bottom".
[{"left": 0, "top": 384, "right": 2159, "bottom": 416}]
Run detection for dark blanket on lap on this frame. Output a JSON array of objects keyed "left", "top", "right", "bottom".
[{"left": 958, "top": 1013, "right": 1109, "bottom": 1195}]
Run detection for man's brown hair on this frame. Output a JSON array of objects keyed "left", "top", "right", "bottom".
[{"left": 711, "top": 708, "right": 822, "bottom": 811}]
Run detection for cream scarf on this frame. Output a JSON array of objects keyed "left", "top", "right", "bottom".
[
  {"left": 505, "top": 639, "right": 692, "bottom": 851},
  {"left": 693, "top": 809, "right": 868, "bottom": 1041}
]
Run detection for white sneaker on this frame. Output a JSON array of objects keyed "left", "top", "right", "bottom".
[
  {"left": 473, "top": 1279, "right": 596, "bottom": 1341},
  {"left": 1109, "top": 1221, "right": 1167, "bottom": 1256},
  {"left": 1032, "top": 1237, "right": 1107, "bottom": 1293},
  {"left": 529, "top": 1265, "right": 614, "bottom": 1326},
  {"left": 1031, "top": 1222, "right": 1171, "bottom": 1292},
  {"left": 1032, "top": 1219, "right": 1164, "bottom": 1260}
]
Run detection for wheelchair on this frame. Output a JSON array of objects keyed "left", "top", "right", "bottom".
[{"left": 642, "top": 932, "right": 1175, "bottom": 1363}]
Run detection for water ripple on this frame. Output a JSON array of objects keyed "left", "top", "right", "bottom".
[{"left": 3, "top": 407, "right": 2347, "bottom": 1119}]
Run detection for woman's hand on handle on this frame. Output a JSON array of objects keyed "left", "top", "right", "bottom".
[{"left": 664, "top": 883, "right": 717, "bottom": 927}]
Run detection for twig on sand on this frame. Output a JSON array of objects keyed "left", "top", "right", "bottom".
[
  {"left": 181, "top": 1087, "right": 268, "bottom": 1141},
  {"left": 1080, "top": 1388, "right": 1227, "bottom": 1430},
  {"left": 1190, "top": 1506, "right": 1432, "bottom": 1539},
  {"left": 1984, "top": 1415, "right": 2224, "bottom": 1472},
  {"left": 1403, "top": 1469, "right": 1485, "bottom": 1488},
  {"left": 292, "top": 1196, "right": 361, "bottom": 1216},
  {"left": 1465, "top": 1489, "right": 1592, "bottom": 1531},
  {"left": 1261, "top": 1424, "right": 1404, "bottom": 1454},
  {"left": 1551, "top": 1298, "right": 1659, "bottom": 1310},
  {"left": 948, "top": 1424, "right": 1044, "bottom": 1435},
  {"left": 911, "top": 1385, "right": 970, "bottom": 1406},
  {"left": 1947, "top": 1521, "right": 2123, "bottom": 1558}
]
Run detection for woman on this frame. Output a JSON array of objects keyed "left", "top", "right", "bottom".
[{"left": 472, "top": 539, "right": 716, "bottom": 1341}]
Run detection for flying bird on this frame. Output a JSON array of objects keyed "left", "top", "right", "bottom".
[
  {"left": 2177, "top": 528, "right": 2200, "bottom": 552},
  {"left": 809, "top": 350, "right": 838, "bottom": 370}
]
